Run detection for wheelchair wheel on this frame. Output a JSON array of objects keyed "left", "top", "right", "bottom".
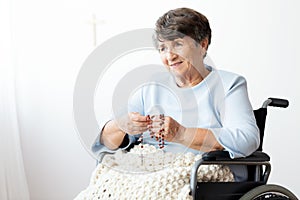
[{"left": 240, "top": 184, "right": 298, "bottom": 200}]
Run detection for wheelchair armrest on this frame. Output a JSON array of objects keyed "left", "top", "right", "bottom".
[
  {"left": 202, "top": 150, "right": 270, "bottom": 162},
  {"left": 202, "top": 150, "right": 231, "bottom": 161},
  {"left": 190, "top": 151, "right": 271, "bottom": 198}
]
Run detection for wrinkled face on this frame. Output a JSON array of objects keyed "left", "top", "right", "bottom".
[{"left": 157, "top": 36, "right": 205, "bottom": 77}]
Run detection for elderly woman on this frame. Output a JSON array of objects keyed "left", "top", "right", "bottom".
[{"left": 92, "top": 7, "right": 259, "bottom": 182}]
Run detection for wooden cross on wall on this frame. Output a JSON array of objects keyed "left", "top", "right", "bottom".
[{"left": 88, "top": 14, "right": 105, "bottom": 47}]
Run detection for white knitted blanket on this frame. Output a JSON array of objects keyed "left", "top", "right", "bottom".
[{"left": 74, "top": 144, "right": 234, "bottom": 200}]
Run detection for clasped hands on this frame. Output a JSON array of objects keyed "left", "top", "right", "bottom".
[{"left": 119, "top": 112, "right": 183, "bottom": 142}]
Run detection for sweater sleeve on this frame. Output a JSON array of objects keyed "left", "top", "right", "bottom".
[
  {"left": 91, "top": 118, "right": 137, "bottom": 158},
  {"left": 91, "top": 87, "right": 146, "bottom": 157},
  {"left": 91, "top": 128, "right": 137, "bottom": 157},
  {"left": 209, "top": 75, "right": 260, "bottom": 158}
]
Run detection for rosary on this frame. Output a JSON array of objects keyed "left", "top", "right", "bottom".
[{"left": 139, "top": 114, "right": 165, "bottom": 149}]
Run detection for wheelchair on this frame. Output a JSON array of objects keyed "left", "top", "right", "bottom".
[
  {"left": 98, "top": 98, "right": 298, "bottom": 199},
  {"left": 190, "top": 97, "right": 298, "bottom": 200}
]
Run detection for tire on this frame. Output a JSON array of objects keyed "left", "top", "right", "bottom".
[{"left": 240, "top": 184, "right": 298, "bottom": 200}]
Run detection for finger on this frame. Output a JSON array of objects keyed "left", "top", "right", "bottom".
[
  {"left": 150, "top": 120, "right": 164, "bottom": 133},
  {"left": 150, "top": 114, "right": 165, "bottom": 121},
  {"left": 151, "top": 120, "right": 164, "bottom": 128},
  {"left": 130, "top": 112, "right": 150, "bottom": 122},
  {"left": 127, "top": 126, "right": 149, "bottom": 135},
  {"left": 131, "top": 120, "right": 151, "bottom": 127},
  {"left": 150, "top": 116, "right": 164, "bottom": 127},
  {"left": 123, "top": 121, "right": 148, "bottom": 134},
  {"left": 149, "top": 126, "right": 161, "bottom": 133},
  {"left": 130, "top": 123, "right": 149, "bottom": 131},
  {"left": 153, "top": 128, "right": 164, "bottom": 136},
  {"left": 163, "top": 116, "right": 170, "bottom": 124},
  {"left": 150, "top": 120, "right": 162, "bottom": 125}
]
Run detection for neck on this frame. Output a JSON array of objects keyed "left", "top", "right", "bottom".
[
  {"left": 175, "top": 66, "right": 210, "bottom": 88},
  {"left": 176, "top": 75, "right": 202, "bottom": 88}
]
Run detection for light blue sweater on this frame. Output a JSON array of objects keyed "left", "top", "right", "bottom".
[{"left": 92, "top": 65, "right": 260, "bottom": 181}]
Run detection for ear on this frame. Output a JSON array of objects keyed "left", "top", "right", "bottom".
[
  {"left": 198, "top": 38, "right": 209, "bottom": 58},
  {"left": 200, "top": 38, "right": 209, "bottom": 50}
]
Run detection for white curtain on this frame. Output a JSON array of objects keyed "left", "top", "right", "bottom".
[{"left": 0, "top": 0, "right": 30, "bottom": 199}]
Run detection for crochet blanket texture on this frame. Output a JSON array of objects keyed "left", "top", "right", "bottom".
[{"left": 74, "top": 144, "right": 234, "bottom": 200}]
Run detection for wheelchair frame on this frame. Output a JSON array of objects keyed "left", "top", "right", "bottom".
[{"left": 190, "top": 97, "right": 298, "bottom": 200}]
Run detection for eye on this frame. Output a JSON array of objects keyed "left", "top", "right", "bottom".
[
  {"left": 175, "top": 41, "right": 183, "bottom": 46},
  {"left": 158, "top": 46, "right": 166, "bottom": 53},
  {"left": 174, "top": 41, "right": 183, "bottom": 48}
]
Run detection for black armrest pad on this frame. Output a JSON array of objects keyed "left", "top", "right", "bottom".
[
  {"left": 119, "top": 134, "right": 130, "bottom": 148},
  {"left": 203, "top": 151, "right": 270, "bottom": 162},
  {"left": 202, "top": 151, "right": 231, "bottom": 161}
]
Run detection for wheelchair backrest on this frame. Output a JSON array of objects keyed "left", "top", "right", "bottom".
[
  {"left": 253, "top": 108, "right": 267, "bottom": 151},
  {"left": 253, "top": 98, "right": 289, "bottom": 151}
]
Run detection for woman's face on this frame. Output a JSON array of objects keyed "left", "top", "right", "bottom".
[{"left": 158, "top": 36, "right": 205, "bottom": 77}]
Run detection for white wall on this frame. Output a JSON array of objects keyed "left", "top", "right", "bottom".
[{"left": 9, "top": 0, "right": 300, "bottom": 199}]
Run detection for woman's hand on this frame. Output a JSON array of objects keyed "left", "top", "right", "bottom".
[
  {"left": 117, "top": 112, "right": 151, "bottom": 135},
  {"left": 163, "top": 116, "right": 186, "bottom": 141},
  {"left": 149, "top": 115, "right": 185, "bottom": 142}
]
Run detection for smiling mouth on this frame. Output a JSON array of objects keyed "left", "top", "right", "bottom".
[{"left": 170, "top": 61, "right": 183, "bottom": 68}]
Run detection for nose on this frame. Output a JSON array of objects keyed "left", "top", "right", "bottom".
[{"left": 166, "top": 50, "right": 177, "bottom": 62}]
